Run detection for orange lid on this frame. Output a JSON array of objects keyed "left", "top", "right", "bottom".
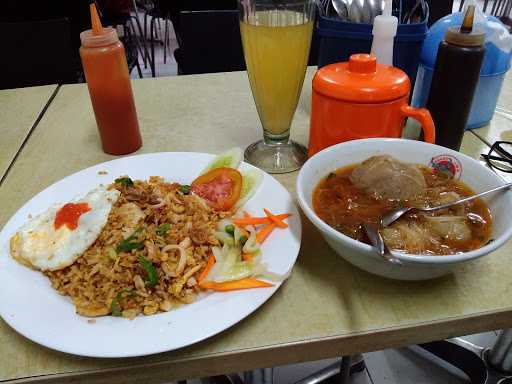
[{"left": 313, "top": 54, "right": 411, "bottom": 103}]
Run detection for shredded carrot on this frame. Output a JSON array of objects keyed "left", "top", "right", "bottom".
[
  {"left": 256, "top": 223, "right": 276, "bottom": 244},
  {"left": 242, "top": 253, "right": 253, "bottom": 262},
  {"left": 243, "top": 211, "right": 252, "bottom": 218},
  {"left": 200, "top": 278, "right": 273, "bottom": 291},
  {"left": 263, "top": 208, "right": 288, "bottom": 228},
  {"left": 197, "top": 253, "right": 216, "bottom": 284},
  {"left": 233, "top": 213, "right": 291, "bottom": 226}
]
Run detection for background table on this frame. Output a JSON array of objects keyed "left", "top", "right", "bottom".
[
  {"left": 0, "top": 70, "right": 510, "bottom": 383},
  {"left": 0, "top": 85, "right": 58, "bottom": 183}
]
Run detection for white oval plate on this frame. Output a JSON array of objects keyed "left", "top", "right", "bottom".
[{"left": 0, "top": 152, "right": 301, "bottom": 358}]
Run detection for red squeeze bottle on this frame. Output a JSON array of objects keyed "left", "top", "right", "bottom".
[{"left": 79, "top": 4, "right": 142, "bottom": 155}]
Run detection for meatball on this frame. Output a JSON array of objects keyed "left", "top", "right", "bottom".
[{"left": 350, "top": 155, "right": 427, "bottom": 202}]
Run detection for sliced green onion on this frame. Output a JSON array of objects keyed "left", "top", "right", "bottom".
[
  {"left": 116, "top": 227, "right": 144, "bottom": 253},
  {"left": 156, "top": 223, "right": 171, "bottom": 236},
  {"left": 111, "top": 289, "right": 135, "bottom": 316},
  {"left": 138, "top": 255, "right": 158, "bottom": 287},
  {"left": 115, "top": 177, "right": 134, "bottom": 187},
  {"left": 116, "top": 240, "right": 144, "bottom": 253},
  {"left": 179, "top": 184, "right": 191, "bottom": 195}
]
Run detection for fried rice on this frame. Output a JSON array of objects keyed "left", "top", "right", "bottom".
[{"left": 45, "top": 176, "right": 231, "bottom": 319}]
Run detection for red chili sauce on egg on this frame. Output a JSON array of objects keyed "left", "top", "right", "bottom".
[{"left": 54, "top": 203, "right": 91, "bottom": 230}]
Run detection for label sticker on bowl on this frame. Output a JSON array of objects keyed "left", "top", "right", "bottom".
[{"left": 429, "top": 155, "right": 462, "bottom": 179}]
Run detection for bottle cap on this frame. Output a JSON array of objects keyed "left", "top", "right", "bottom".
[
  {"left": 372, "top": 0, "right": 398, "bottom": 38},
  {"left": 445, "top": 5, "right": 485, "bottom": 47},
  {"left": 80, "top": 3, "right": 118, "bottom": 47}
]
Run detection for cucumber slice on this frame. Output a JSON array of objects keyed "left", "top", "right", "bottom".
[
  {"left": 235, "top": 168, "right": 263, "bottom": 208},
  {"left": 201, "top": 147, "right": 243, "bottom": 175}
]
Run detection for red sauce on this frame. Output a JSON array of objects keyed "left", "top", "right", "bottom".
[
  {"left": 80, "top": 40, "right": 142, "bottom": 155},
  {"left": 54, "top": 203, "right": 91, "bottom": 230}
]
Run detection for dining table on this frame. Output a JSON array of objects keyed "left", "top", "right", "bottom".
[
  {"left": 0, "top": 68, "right": 511, "bottom": 384},
  {"left": 0, "top": 84, "right": 58, "bottom": 184}
]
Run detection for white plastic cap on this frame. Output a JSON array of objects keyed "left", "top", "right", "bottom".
[{"left": 372, "top": 0, "right": 398, "bottom": 38}]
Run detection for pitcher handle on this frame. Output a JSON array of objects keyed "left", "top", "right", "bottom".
[{"left": 400, "top": 105, "right": 436, "bottom": 144}]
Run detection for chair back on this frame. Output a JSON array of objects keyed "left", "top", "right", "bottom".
[
  {"left": 175, "top": 9, "right": 319, "bottom": 75},
  {"left": 176, "top": 10, "right": 245, "bottom": 75},
  {"left": 0, "top": 18, "right": 76, "bottom": 89}
]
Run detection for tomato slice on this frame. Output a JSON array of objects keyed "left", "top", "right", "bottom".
[{"left": 191, "top": 167, "right": 243, "bottom": 211}]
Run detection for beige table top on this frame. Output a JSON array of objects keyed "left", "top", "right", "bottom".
[
  {"left": 0, "top": 69, "right": 511, "bottom": 383},
  {"left": 0, "top": 85, "right": 58, "bottom": 183},
  {"left": 470, "top": 70, "right": 512, "bottom": 182}
]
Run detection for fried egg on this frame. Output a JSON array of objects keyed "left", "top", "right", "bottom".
[{"left": 10, "top": 186, "right": 120, "bottom": 271}]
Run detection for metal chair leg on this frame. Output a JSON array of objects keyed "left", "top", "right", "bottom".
[
  {"left": 413, "top": 333, "right": 512, "bottom": 384},
  {"left": 487, "top": 329, "right": 512, "bottom": 373},
  {"left": 130, "top": 15, "right": 148, "bottom": 65},
  {"left": 292, "top": 354, "right": 365, "bottom": 384},
  {"left": 157, "top": 17, "right": 162, "bottom": 40},
  {"left": 122, "top": 23, "right": 142, "bottom": 78},
  {"left": 492, "top": 0, "right": 504, "bottom": 15},
  {"left": 243, "top": 368, "right": 273, "bottom": 384},
  {"left": 418, "top": 340, "right": 488, "bottom": 383},
  {"left": 149, "top": 16, "right": 156, "bottom": 77},
  {"left": 129, "top": 20, "right": 146, "bottom": 74},
  {"left": 164, "top": 19, "right": 168, "bottom": 64},
  {"left": 131, "top": 0, "right": 143, "bottom": 37},
  {"left": 134, "top": 51, "right": 143, "bottom": 78},
  {"left": 143, "top": 13, "right": 149, "bottom": 67}
]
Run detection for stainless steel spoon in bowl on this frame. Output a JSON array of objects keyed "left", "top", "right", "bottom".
[
  {"left": 363, "top": 223, "right": 403, "bottom": 265},
  {"left": 381, "top": 182, "right": 512, "bottom": 228},
  {"left": 364, "top": 181, "right": 512, "bottom": 265}
]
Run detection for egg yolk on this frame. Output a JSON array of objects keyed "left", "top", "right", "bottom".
[{"left": 54, "top": 203, "right": 91, "bottom": 230}]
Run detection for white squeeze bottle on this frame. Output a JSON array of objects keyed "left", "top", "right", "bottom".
[{"left": 370, "top": 0, "right": 398, "bottom": 65}]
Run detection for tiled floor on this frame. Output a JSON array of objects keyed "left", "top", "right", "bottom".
[{"left": 133, "top": 8, "right": 504, "bottom": 384}]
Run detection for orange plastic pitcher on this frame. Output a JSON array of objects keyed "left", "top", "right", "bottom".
[{"left": 308, "top": 54, "right": 435, "bottom": 157}]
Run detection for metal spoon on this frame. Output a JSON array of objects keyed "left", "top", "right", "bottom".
[
  {"left": 363, "top": 223, "right": 403, "bottom": 265},
  {"left": 362, "top": 0, "right": 372, "bottom": 22},
  {"left": 367, "top": 0, "right": 382, "bottom": 22},
  {"left": 348, "top": 0, "right": 363, "bottom": 22},
  {"left": 332, "top": 0, "right": 349, "bottom": 20},
  {"left": 381, "top": 182, "right": 512, "bottom": 228}
]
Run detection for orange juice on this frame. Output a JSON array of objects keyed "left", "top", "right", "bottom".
[{"left": 240, "top": 11, "right": 313, "bottom": 137}]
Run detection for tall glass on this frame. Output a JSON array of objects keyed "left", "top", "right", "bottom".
[{"left": 239, "top": 0, "right": 315, "bottom": 173}]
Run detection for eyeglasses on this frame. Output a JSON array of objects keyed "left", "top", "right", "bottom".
[{"left": 481, "top": 141, "right": 512, "bottom": 173}]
